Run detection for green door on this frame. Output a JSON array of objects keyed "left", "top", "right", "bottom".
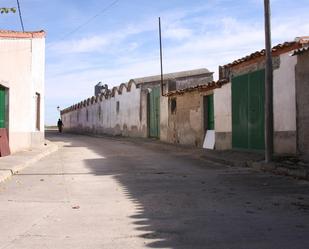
[
  {"left": 232, "top": 70, "right": 265, "bottom": 150},
  {"left": 149, "top": 87, "right": 160, "bottom": 138},
  {"left": 0, "top": 87, "right": 5, "bottom": 128},
  {"left": 207, "top": 94, "right": 215, "bottom": 130}
]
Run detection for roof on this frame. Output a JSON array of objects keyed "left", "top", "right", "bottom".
[
  {"left": 222, "top": 41, "right": 302, "bottom": 68},
  {"left": 95, "top": 82, "right": 103, "bottom": 86},
  {"left": 132, "top": 68, "right": 213, "bottom": 85},
  {"left": 291, "top": 46, "right": 309, "bottom": 56},
  {"left": 165, "top": 79, "right": 228, "bottom": 97},
  {"left": 295, "top": 36, "right": 309, "bottom": 44},
  {"left": 0, "top": 30, "right": 45, "bottom": 39}
]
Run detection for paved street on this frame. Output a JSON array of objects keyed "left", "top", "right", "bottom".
[{"left": 0, "top": 131, "right": 309, "bottom": 249}]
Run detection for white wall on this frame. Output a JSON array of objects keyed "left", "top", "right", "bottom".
[
  {"left": 273, "top": 52, "right": 297, "bottom": 132},
  {"left": 0, "top": 36, "right": 45, "bottom": 153},
  {"left": 160, "top": 96, "right": 169, "bottom": 141},
  {"left": 273, "top": 52, "right": 297, "bottom": 153},
  {"left": 214, "top": 83, "right": 232, "bottom": 133},
  {"left": 213, "top": 52, "right": 297, "bottom": 153},
  {"left": 62, "top": 83, "right": 146, "bottom": 137}
]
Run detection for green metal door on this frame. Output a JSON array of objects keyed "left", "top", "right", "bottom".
[
  {"left": 149, "top": 87, "right": 160, "bottom": 138},
  {"left": 248, "top": 70, "right": 265, "bottom": 150},
  {"left": 232, "top": 70, "right": 265, "bottom": 150},
  {"left": 0, "top": 87, "right": 5, "bottom": 128},
  {"left": 207, "top": 94, "right": 215, "bottom": 130}
]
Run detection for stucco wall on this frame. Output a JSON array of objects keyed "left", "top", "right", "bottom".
[
  {"left": 216, "top": 51, "right": 297, "bottom": 154},
  {"left": 166, "top": 92, "right": 204, "bottom": 147},
  {"left": 62, "top": 83, "right": 147, "bottom": 137},
  {"left": 295, "top": 51, "right": 309, "bottom": 156},
  {"left": 214, "top": 83, "right": 232, "bottom": 150},
  {"left": 160, "top": 96, "right": 169, "bottom": 142},
  {"left": 273, "top": 52, "right": 297, "bottom": 154},
  {"left": 0, "top": 37, "right": 45, "bottom": 153}
]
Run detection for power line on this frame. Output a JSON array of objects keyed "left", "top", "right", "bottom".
[
  {"left": 16, "top": 0, "right": 25, "bottom": 32},
  {"left": 55, "top": 0, "right": 120, "bottom": 43}
]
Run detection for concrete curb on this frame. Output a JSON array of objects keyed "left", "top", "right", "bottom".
[{"left": 0, "top": 141, "right": 58, "bottom": 184}]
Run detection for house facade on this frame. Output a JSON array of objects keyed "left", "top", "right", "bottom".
[
  {"left": 215, "top": 38, "right": 309, "bottom": 155},
  {"left": 0, "top": 30, "right": 45, "bottom": 154},
  {"left": 133, "top": 68, "right": 214, "bottom": 144},
  {"left": 293, "top": 44, "right": 309, "bottom": 156}
]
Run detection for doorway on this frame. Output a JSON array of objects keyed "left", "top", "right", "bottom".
[
  {"left": 0, "top": 86, "right": 6, "bottom": 128},
  {"left": 232, "top": 70, "right": 265, "bottom": 150},
  {"left": 203, "top": 94, "right": 214, "bottom": 133},
  {"left": 148, "top": 87, "right": 160, "bottom": 138}
]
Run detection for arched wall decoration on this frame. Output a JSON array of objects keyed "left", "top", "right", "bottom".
[{"left": 61, "top": 79, "right": 140, "bottom": 115}]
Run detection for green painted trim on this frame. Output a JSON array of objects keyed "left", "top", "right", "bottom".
[
  {"left": 0, "top": 87, "right": 5, "bottom": 128},
  {"left": 207, "top": 94, "right": 214, "bottom": 130}
]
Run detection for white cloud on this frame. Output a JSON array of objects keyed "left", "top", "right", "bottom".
[
  {"left": 164, "top": 27, "right": 192, "bottom": 40},
  {"left": 45, "top": 2, "right": 309, "bottom": 124}
]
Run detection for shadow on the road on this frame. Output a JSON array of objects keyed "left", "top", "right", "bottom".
[{"left": 46, "top": 130, "right": 309, "bottom": 249}]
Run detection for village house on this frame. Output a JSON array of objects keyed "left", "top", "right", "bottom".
[
  {"left": 0, "top": 30, "right": 46, "bottom": 155},
  {"left": 291, "top": 41, "right": 309, "bottom": 157},
  {"left": 61, "top": 68, "right": 215, "bottom": 147},
  {"left": 215, "top": 37, "right": 309, "bottom": 156},
  {"left": 61, "top": 37, "right": 309, "bottom": 157},
  {"left": 163, "top": 78, "right": 228, "bottom": 148},
  {"left": 131, "top": 68, "right": 214, "bottom": 144}
]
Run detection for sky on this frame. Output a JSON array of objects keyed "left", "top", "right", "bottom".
[{"left": 0, "top": 0, "right": 308, "bottom": 125}]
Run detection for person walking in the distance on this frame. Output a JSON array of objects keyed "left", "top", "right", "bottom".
[{"left": 57, "top": 119, "right": 63, "bottom": 133}]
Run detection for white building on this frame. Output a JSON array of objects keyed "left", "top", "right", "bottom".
[{"left": 0, "top": 30, "right": 45, "bottom": 154}]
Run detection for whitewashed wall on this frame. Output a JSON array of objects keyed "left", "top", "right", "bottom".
[
  {"left": 62, "top": 83, "right": 147, "bottom": 137},
  {"left": 214, "top": 51, "right": 298, "bottom": 153},
  {"left": 273, "top": 52, "right": 297, "bottom": 153},
  {"left": 214, "top": 83, "right": 232, "bottom": 133},
  {"left": 0, "top": 36, "right": 45, "bottom": 153},
  {"left": 214, "top": 83, "right": 232, "bottom": 150}
]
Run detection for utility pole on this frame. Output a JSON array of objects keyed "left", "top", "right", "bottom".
[
  {"left": 159, "top": 17, "right": 164, "bottom": 96},
  {"left": 16, "top": 0, "right": 25, "bottom": 32},
  {"left": 264, "top": 0, "right": 273, "bottom": 163}
]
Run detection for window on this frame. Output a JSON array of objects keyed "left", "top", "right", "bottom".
[
  {"left": 98, "top": 106, "right": 102, "bottom": 120},
  {"left": 35, "top": 93, "right": 40, "bottom": 131},
  {"left": 116, "top": 101, "right": 120, "bottom": 114},
  {"left": 170, "top": 98, "right": 177, "bottom": 114},
  {"left": 86, "top": 109, "right": 89, "bottom": 122}
]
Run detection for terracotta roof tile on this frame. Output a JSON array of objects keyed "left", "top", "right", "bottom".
[
  {"left": 0, "top": 30, "right": 45, "bottom": 39},
  {"left": 165, "top": 79, "right": 228, "bottom": 97},
  {"left": 291, "top": 46, "right": 309, "bottom": 56},
  {"left": 222, "top": 41, "right": 301, "bottom": 68}
]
